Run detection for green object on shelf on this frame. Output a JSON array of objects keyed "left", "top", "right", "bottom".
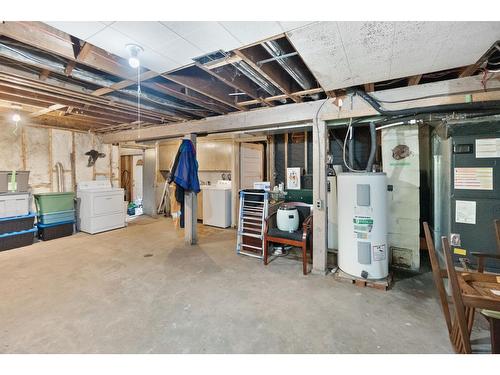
[
  {"left": 34, "top": 192, "right": 75, "bottom": 214},
  {"left": 284, "top": 189, "right": 313, "bottom": 204}
]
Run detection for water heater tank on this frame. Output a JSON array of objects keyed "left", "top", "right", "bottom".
[{"left": 338, "top": 172, "right": 388, "bottom": 279}]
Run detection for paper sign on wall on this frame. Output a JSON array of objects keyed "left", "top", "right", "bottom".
[
  {"left": 476, "top": 138, "right": 500, "bottom": 158},
  {"left": 455, "top": 200, "right": 476, "bottom": 225},
  {"left": 454, "top": 167, "right": 493, "bottom": 190}
]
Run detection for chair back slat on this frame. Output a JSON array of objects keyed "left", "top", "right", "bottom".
[
  {"left": 441, "top": 236, "right": 472, "bottom": 354},
  {"left": 423, "top": 222, "right": 453, "bottom": 335}
]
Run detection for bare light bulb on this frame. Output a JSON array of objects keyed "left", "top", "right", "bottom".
[
  {"left": 12, "top": 113, "right": 21, "bottom": 122},
  {"left": 128, "top": 56, "right": 140, "bottom": 68},
  {"left": 126, "top": 44, "right": 143, "bottom": 69}
]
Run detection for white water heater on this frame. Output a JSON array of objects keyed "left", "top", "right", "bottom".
[{"left": 338, "top": 172, "right": 388, "bottom": 280}]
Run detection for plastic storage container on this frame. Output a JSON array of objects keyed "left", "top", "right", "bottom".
[
  {"left": 0, "top": 171, "right": 8, "bottom": 193},
  {"left": 0, "top": 193, "right": 30, "bottom": 219},
  {"left": 34, "top": 192, "right": 75, "bottom": 214},
  {"left": 0, "top": 213, "right": 36, "bottom": 235},
  {"left": 38, "top": 210, "right": 75, "bottom": 225},
  {"left": 0, "top": 228, "right": 36, "bottom": 251},
  {"left": 37, "top": 220, "right": 74, "bottom": 241},
  {"left": 1, "top": 171, "right": 30, "bottom": 193}
]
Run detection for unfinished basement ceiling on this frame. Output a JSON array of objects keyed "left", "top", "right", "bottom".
[
  {"left": 287, "top": 21, "right": 500, "bottom": 91},
  {"left": 44, "top": 21, "right": 316, "bottom": 73},
  {"left": 0, "top": 21, "right": 497, "bottom": 133}
]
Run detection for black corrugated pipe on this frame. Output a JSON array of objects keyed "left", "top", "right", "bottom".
[
  {"left": 366, "top": 121, "right": 376, "bottom": 172},
  {"left": 352, "top": 89, "right": 500, "bottom": 117},
  {"left": 348, "top": 125, "right": 355, "bottom": 169}
]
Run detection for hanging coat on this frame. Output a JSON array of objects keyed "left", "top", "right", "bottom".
[
  {"left": 170, "top": 139, "right": 200, "bottom": 194},
  {"left": 168, "top": 139, "right": 200, "bottom": 228}
]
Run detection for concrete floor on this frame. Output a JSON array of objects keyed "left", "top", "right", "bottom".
[{"left": 0, "top": 217, "right": 459, "bottom": 353}]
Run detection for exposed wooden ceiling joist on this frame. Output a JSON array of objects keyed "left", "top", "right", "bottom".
[
  {"left": 237, "top": 87, "right": 324, "bottom": 107},
  {"left": 0, "top": 64, "right": 189, "bottom": 121},
  {"left": 233, "top": 49, "right": 301, "bottom": 103},
  {"left": 408, "top": 75, "right": 423, "bottom": 86},
  {"left": 163, "top": 66, "right": 245, "bottom": 111},
  {"left": 0, "top": 22, "right": 234, "bottom": 118},
  {"left": 194, "top": 62, "right": 262, "bottom": 102}
]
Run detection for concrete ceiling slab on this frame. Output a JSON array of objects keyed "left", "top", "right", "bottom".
[{"left": 287, "top": 21, "right": 500, "bottom": 91}]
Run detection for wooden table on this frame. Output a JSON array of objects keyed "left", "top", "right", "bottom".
[{"left": 458, "top": 272, "right": 500, "bottom": 353}]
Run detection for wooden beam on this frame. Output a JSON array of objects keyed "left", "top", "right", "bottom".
[
  {"left": 233, "top": 49, "right": 301, "bottom": 103},
  {"left": 30, "top": 104, "right": 66, "bottom": 118},
  {"left": 408, "top": 75, "right": 422, "bottom": 86},
  {"left": 195, "top": 62, "right": 261, "bottom": 100},
  {"left": 164, "top": 66, "right": 243, "bottom": 110},
  {"left": 64, "top": 61, "right": 76, "bottom": 77},
  {"left": 0, "top": 69, "right": 184, "bottom": 123},
  {"left": 237, "top": 87, "right": 324, "bottom": 106},
  {"left": 459, "top": 64, "right": 481, "bottom": 78},
  {"left": 312, "top": 119, "right": 328, "bottom": 274},
  {"left": 364, "top": 82, "right": 375, "bottom": 92},
  {"left": 205, "top": 54, "right": 242, "bottom": 70},
  {"left": 102, "top": 75, "right": 500, "bottom": 143},
  {"left": 184, "top": 134, "right": 198, "bottom": 245},
  {"left": 142, "top": 80, "right": 230, "bottom": 115},
  {"left": 0, "top": 22, "right": 228, "bottom": 117},
  {"left": 39, "top": 69, "right": 50, "bottom": 81}
]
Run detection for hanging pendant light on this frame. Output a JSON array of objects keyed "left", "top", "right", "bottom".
[{"left": 126, "top": 44, "right": 143, "bottom": 69}]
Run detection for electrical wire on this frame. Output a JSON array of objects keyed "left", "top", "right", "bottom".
[
  {"left": 367, "top": 87, "right": 500, "bottom": 104},
  {"left": 341, "top": 118, "right": 365, "bottom": 173},
  {"left": 313, "top": 99, "right": 331, "bottom": 206}
]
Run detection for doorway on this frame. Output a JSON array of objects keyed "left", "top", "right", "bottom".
[{"left": 240, "top": 142, "right": 265, "bottom": 189}]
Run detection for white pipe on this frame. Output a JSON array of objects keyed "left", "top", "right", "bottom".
[{"left": 55, "top": 162, "right": 65, "bottom": 192}]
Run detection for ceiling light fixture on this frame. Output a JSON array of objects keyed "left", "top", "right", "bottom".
[
  {"left": 12, "top": 113, "right": 21, "bottom": 136},
  {"left": 126, "top": 44, "right": 143, "bottom": 69}
]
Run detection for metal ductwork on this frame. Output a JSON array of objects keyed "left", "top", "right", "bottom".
[
  {"left": 231, "top": 59, "right": 282, "bottom": 97},
  {"left": 0, "top": 42, "right": 208, "bottom": 116},
  {"left": 261, "top": 40, "right": 316, "bottom": 91}
]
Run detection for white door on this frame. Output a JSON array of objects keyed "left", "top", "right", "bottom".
[{"left": 240, "top": 143, "right": 264, "bottom": 189}]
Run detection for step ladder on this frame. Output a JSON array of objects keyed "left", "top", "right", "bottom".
[{"left": 236, "top": 190, "right": 269, "bottom": 259}]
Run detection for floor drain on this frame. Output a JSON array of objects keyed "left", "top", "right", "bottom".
[{"left": 143, "top": 254, "right": 153, "bottom": 257}]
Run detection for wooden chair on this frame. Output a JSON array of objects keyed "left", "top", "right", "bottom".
[
  {"left": 263, "top": 202, "right": 313, "bottom": 275},
  {"left": 441, "top": 236, "right": 476, "bottom": 353},
  {"left": 471, "top": 219, "right": 500, "bottom": 272},
  {"left": 423, "top": 222, "right": 454, "bottom": 335}
]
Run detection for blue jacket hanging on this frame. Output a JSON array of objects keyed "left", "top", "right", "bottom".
[{"left": 169, "top": 139, "right": 200, "bottom": 194}]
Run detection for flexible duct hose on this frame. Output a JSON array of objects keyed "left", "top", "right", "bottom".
[{"left": 352, "top": 89, "right": 500, "bottom": 117}]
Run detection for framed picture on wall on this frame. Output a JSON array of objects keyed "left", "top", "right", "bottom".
[{"left": 286, "top": 167, "right": 301, "bottom": 190}]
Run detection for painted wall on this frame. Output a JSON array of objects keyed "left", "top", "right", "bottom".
[{"left": 0, "top": 124, "right": 120, "bottom": 198}]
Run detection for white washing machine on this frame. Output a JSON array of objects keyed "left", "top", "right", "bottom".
[
  {"left": 202, "top": 180, "right": 232, "bottom": 228},
  {"left": 77, "top": 180, "right": 125, "bottom": 234}
]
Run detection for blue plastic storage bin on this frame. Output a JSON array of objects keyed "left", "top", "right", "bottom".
[
  {"left": 37, "top": 210, "right": 75, "bottom": 225},
  {"left": 37, "top": 220, "right": 75, "bottom": 241},
  {"left": 0, "top": 213, "right": 36, "bottom": 235},
  {"left": 0, "top": 227, "right": 36, "bottom": 251}
]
